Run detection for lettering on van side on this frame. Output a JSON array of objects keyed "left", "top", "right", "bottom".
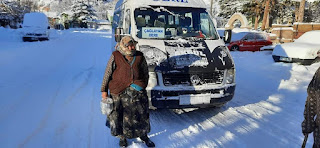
[
  {"left": 142, "top": 27, "right": 165, "bottom": 38},
  {"left": 153, "top": 0, "right": 188, "bottom": 3}
]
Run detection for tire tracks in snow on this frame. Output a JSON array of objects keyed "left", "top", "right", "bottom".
[
  {"left": 18, "top": 77, "right": 64, "bottom": 148},
  {"left": 63, "top": 66, "right": 94, "bottom": 105}
]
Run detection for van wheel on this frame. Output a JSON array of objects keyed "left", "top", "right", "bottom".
[
  {"left": 39, "top": 38, "right": 49, "bottom": 41},
  {"left": 22, "top": 37, "right": 29, "bottom": 42},
  {"left": 231, "top": 45, "right": 239, "bottom": 51},
  {"left": 215, "top": 103, "right": 225, "bottom": 108}
]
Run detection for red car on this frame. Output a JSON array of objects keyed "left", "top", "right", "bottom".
[{"left": 227, "top": 32, "right": 273, "bottom": 51}]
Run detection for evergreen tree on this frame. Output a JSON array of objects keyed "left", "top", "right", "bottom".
[
  {"left": 71, "top": 0, "right": 97, "bottom": 27},
  {"left": 0, "top": 0, "right": 35, "bottom": 28},
  {"left": 305, "top": 1, "right": 320, "bottom": 23},
  {"left": 242, "top": 0, "right": 265, "bottom": 29},
  {"left": 273, "top": 0, "right": 295, "bottom": 24},
  {"left": 50, "top": 0, "right": 73, "bottom": 15},
  {"left": 218, "top": 0, "right": 249, "bottom": 19}
]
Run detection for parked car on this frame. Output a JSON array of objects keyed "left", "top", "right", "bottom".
[
  {"left": 22, "top": 12, "right": 50, "bottom": 42},
  {"left": 227, "top": 32, "right": 273, "bottom": 51},
  {"left": 272, "top": 30, "right": 320, "bottom": 65}
]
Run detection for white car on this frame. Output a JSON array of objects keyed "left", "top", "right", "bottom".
[{"left": 272, "top": 30, "right": 320, "bottom": 65}]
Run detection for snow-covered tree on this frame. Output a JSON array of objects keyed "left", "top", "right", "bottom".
[
  {"left": 93, "top": 1, "right": 114, "bottom": 20},
  {"left": 307, "top": 1, "right": 320, "bottom": 23},
  {"left": 0, "top": 0, "right": 36, "bottom": 28},
  {"left": 71, "top": 0, "right": 97, "bottom": 27},
  {"left": 272, "top": 0, "right": 295, "bottom": 24},
  {"left": 49, "top": 0, "right": 73, "bottom": 15},
  {"left": 242, "top": 0, "right": 265, "bottom": 29},
  {"left": 218, "top": 0, "right": 250, "bottom": 19}
]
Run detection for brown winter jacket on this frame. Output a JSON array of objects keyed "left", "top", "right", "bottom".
[
  {"left": 302, "top": 67, "right": 320, "bottom": 147},
  {"left": 101, "top": 50, "right": 149, "bottom": 95}
]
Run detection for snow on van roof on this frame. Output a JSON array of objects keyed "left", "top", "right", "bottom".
[
  {"left": 127, "top": 0, "right": 207, "bottom": 9},
  {"left": 23, "top": 12, "right": 49, "bottom": 28}
]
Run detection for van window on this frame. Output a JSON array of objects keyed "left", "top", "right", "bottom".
[
  {"left": 124, "top": 9, "right": 131, "bottom": 34},
  {"left": 134, "top": 7, "right": 218, "bottom": 40},
  {"left": 118, "top": 6, "right": 125, "bottom": 29},
  {"left": 113, "top": 10, "right": 121, "bottom": 29}
]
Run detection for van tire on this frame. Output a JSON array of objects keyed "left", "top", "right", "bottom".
[
  {"left": 215, "top": 103, "right": 225, "bottom": 108},
  {"left": 231, "top": 45, "right": 239, "bottom": 51},
  {"left": 39, "top": 38, "right": 49, "bottom": 41},
  {"left": 22, "top": 37, "right": 29, "bottom": 42}
]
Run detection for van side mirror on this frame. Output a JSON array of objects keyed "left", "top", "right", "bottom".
[
  {"left": 115, "top": 27, "right": 124, "bottom": 42},
  {"left": 224, "top": 29, "right": 232, "bottom": 43}
]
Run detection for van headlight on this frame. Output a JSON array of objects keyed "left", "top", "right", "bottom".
[
  {"left": 147, "top": 72, "right": 158, "bottom": 87},
  {"left": 225, "top": 68, "right": 235, "bottom": 84}
]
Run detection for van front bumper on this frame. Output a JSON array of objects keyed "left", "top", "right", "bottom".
[{"left": 149, "top": 85, "right": 235, "bottom": 109}]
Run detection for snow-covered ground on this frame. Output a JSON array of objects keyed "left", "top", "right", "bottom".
[{"left": 0, "top": 27, "right": 319, "bottom": 148}]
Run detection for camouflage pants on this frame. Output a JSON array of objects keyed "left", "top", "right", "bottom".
[
  {"left": 108, "top": 87, "right": 150, "bottom": 139},
  {"left": 313, "top": 127, "right": 320, "bottom": 148}
]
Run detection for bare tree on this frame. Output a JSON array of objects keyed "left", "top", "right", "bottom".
[
  {"left": 261, "top": 0, "right": 270, "bottom": 30},
  {"left": 297, "top": 0, "right": 306, "bottom": 22},
  {"left": 254, "top": 0, "right": 261, "bottom": 30},
  {"left": 261, "top": 0, "right": 277, "bottom": 30}
]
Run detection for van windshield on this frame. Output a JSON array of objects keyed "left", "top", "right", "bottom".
[{"left": 134, "top": 6, "right": 219, "bottom": 40}]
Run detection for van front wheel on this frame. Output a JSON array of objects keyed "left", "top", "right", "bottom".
[
  {"left": 22, "top": 37, "right": 29, "bottom": 42},
  {"left": 214, "top": 103, "right": 225, "bottom": 108},
  {"left": 39, "top": 38, "right": 49, "bottom": 41}
]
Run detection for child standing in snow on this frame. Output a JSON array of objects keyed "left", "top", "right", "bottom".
[{"left": 101, "top": 36, "right": 155, "bottom": 147}]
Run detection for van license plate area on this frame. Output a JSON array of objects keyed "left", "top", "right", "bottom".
[{"left": 179, "top": 94, "right": 211, "bottom": 105}]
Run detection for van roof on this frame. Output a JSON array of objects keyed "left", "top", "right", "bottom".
[
  {"left": 125, "top": 0, "right": 207, "bottom": 9},
  {"left": 23, "top": 12, "right": 48, "bottom": 27}
]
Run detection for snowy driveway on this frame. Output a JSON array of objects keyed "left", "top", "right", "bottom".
[{"left": 0, "top": 28, "right": 319, "bottom": 148}]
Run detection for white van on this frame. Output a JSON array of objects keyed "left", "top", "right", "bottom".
[
  {"left": 112, "top": 0, "right": 236, "bottom": 109},
  {"left": 22, "top": 12, "right": 50, "bottom": 42}
]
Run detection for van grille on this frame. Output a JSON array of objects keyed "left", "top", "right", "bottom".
[{"left": 162, "top": 70, "right": 224, "bottom": 86}]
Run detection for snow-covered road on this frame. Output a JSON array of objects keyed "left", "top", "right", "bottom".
[{"left": 0, "top": 28, "right": 319, "bottom": 148}]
